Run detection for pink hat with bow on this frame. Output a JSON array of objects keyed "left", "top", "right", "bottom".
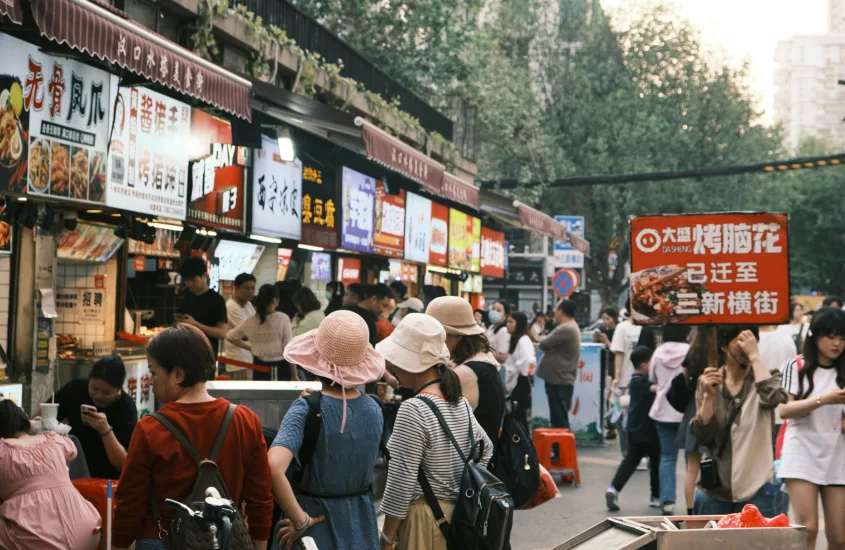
[{"left": 284, "top": 310, "right": 386, "bottom": 432}]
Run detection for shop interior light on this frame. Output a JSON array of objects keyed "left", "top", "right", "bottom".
[
  {"left": 297, "top": 244, "right": 323, "bottom": 251},
  {"left": 111, "top": 213, "right": 122, "bottom": 217},
  {"left": 250, "top": 233, "right": 282, "bottom": 244},
  {"left": 17, "top": 196, "right": 27, "bottom": 202},
  {"left": 148, "top": 221, "right": 184, "bottom": 232},
  {"left": 197, "top": 229, "right": 217, "bottom": 237},
  {"left": 86, "top": 209, "right": 103, "bottom": 214},
  {"left": 277, "top": 128, "right": 295, "bottom": 162}
]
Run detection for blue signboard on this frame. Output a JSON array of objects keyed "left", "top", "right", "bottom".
[{"left": 554, "top": 215, "right": 585, "bottom": 252}]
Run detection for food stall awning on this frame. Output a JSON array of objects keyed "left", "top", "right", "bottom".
[
  {"left": 479, "top": 189, "right": 524, "bottom": 229},
  {"left": 441, "top": 172, "right": 480, "bottom": 210},
  {"left": 29, "top": 0, "right": 253, "bottom": 120},
  {"left": 515, "top": 201, "right": 591, "bottom": 256},
  {"left": 355, "top": 117, "right": 446, "bottom": 198},
  {"left": 1, "top": 0, "right": 22, "bottom": 24}
]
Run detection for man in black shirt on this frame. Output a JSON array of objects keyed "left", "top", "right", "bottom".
[
  {"left": 49, "top": 356, "right": 137, "bottom": 479},
  {"left": 178, "top": 257, "right": 228, "bottom": 356},
  {"left": 343, "top": 283, "right": 385, "bottom": 347}
]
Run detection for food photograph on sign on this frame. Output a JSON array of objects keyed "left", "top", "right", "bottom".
[
  {"left": 341, "top": 166, "right": 376, "bottom": 253},
  {"left": 448, "top": 209, "right": 479, "bottom": 272},
  {"left": 0, "top": 198, "right": 11, "bottom": 254},
  {"left": 373, "top": 180, "right": 405, "bottom": 257},
  {"left": 429, "top": 201, "right": 449, "bottom": 267},
  {"left": 629, "top": 213, "right": 790, "bottom": 325}
]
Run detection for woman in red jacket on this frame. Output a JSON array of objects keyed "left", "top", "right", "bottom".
[{"left": 112, "top": 323, "right": 273, "bottom": 550}]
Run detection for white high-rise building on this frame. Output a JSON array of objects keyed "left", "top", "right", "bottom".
[{"left": 774, "top": 2, "right": 845, "bottom": 150}]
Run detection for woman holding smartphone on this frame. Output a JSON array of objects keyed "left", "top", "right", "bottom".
[
  {"left": 691, "top": 326, "right": 788, "bottom": 516},
  {"left": 777, "top": 308, "right": 845, "bottom": 550}
]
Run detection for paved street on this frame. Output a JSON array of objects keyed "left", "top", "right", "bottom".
[{"left": 510, "top": 442, "right": 824, "bottom": 550}]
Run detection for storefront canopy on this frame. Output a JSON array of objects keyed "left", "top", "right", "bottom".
[
  {"left": 515, "top": 201, "right": 591, "bottom": 256},
  {"left": 28, "top": 0, "right": 253, "bottom": 120}
]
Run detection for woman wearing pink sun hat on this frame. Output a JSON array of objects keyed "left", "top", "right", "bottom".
[{"left": 268, "top": 310, "right": 386, "bottom": 550}]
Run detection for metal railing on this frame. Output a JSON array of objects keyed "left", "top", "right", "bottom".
[{"left": 230, "top": 0, "right": 454, "bottom": 141}]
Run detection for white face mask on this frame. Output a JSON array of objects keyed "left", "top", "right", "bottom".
[
  {"left": 325, "top": 291, "right": 333, "bottom": 301},
  {"left": 488, "top": 310, "right": 503, "bottom": 324}
]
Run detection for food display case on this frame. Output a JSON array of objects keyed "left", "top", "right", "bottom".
[
  {"left": 553, "top": 516, "right": 807, "bottom": 550},
  {"left": 206, "top": 380, "right": 322, "bottom": 429}
]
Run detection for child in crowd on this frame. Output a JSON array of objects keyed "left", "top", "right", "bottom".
[{"left": 606, "top": 346, "right": 661, "bottom": 511}]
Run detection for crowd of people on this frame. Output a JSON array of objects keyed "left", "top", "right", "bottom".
[{"left": 3, "top": 257, "right": 845, "bottom": 549}]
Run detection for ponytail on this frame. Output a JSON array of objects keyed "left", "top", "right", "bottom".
[{"left": 436, "top": 364, "right": 463, "bottom": 404}]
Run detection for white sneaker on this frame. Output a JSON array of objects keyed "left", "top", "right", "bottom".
[
  {"left": 662, "top": 502, "right": 675, "bottom": 515},
  {"left": 636, "top": 458, "right": 648, "bottom": 471},
  {"left": 649, "top": 497, "right": 661, "bottom": 508},
  {"left": 605, "top": 487, "right": 620, "bottom": 511}
]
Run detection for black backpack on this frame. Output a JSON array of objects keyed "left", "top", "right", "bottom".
[
  {"left": 490, "top": 405, "right": 539, "bottom": 509},
  {"left": 149, "top": 404, "right": 253, "bottom": 550},
  {"left": 416, "top": 396, "right": 514, "bottom": 550},
  {"left": 286, "top": 391, "right": 388, "bottom": 498}
]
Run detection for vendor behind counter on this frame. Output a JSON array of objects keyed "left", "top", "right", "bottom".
[{"left": 47, "top": 356, "right": 137, "bottom": 479}]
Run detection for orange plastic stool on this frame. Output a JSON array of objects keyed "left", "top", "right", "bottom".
[
  {"left": 532, "top": 428, "right": 580, "bottom": 486},
  {"left": 72, "top": 478, "right": 118, "bottom": 549}
]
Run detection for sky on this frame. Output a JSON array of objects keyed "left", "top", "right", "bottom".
[{"left": 601, "top": 0, "right": 829, "bottom": 124}]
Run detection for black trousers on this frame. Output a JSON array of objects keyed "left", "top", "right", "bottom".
[
  {"left": 508, "top": 375, "right": 533, "bottom": 433},
  {"left": 546, "top": 382, "right": 574, "bottom": 429},
  {"left": 611, "top": 439, "right": 660, "bottom": 498}
]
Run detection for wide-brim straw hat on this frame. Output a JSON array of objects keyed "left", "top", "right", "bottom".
[
  {"left": 376, "top": 313, "right": 451, "bottom": 374},
  {"left": 426, "top": 296, "right": 485, "bottom": 336}
]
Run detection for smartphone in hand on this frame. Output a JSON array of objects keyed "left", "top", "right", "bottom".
[{"left": 81, "top": 404, "right": 97, "bottom": 415}]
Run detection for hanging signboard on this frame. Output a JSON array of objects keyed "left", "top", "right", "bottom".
[
  {"left": 373, "top": 180, "right": 405, "bottom": 258},
  {"left": 251, "top": 135, "right": 302, "bottom": 239},
  {"left": 106, "top": 86, "right": 191, "bottom": 218},
  {"left": 186, "top": 110, "right": 245, "bottom": 232},
  {"left": 310, "top": 251, "right": 331, "bottom": 281},
  {"left": 213, "top": 240, "right": 264, "bottom": 281},
  {"left": 480, "top": 227, "right": 505, "bottom": 278},
  {"left": 0, "top": 34, "right": 112, "bottom": 203},
  {"left": 629, "top": 212, "right": 790, "bottom": 325},
  {"left": 277, "top": 248, "right": 292, "bottom": 281},
  {"left": 404, "top": 191, "right": 431, "bottom": 264},
  {"left": 301, "top": 164, "right": 338, "bottom": 249},
  {"left": 338, "top": 257, "right": 362, "bottom": 287},
  {"left": 430, "top": 202, "right": 449, "bottom": 267},
  {"left": 341, "top": 166, "right": 375, "bottom": 253},
  {"left": 448, "top": 209, "right": 480, "bottom": 272}
]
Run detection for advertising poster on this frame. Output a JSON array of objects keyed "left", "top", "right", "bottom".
[
  {"left": 448, "top": 208, "right": 479, "bottom": 271},
  {"left": 0, "top": 34, "right": 111, "bottom": 203},
  {"left": 277, "top": 248, "right": 292, "bottom": 281},
  {"left": 106, "top": 86, "right": 191, "bottom": 218},
  {"left": 341, "top": 166, "right": 376, "bottom": 253},
  {"left": 311, "top": 252, "right": 332, "bottom": 281},
  {"left": 186, "top": 110, "right": 245, "bottom": 232},
  {"left": 554, "top": 215, "right": 586, "bottom": 268},
  {"left": 339, "top": 257, "right": 362, "bottom": 287},
  {"left": 429, "top": 201, "right": 448, "bottom": 267},
  {"left": 213, "top": 240, "right": 264, "bottom": 281},
  {"left": 373, "top": 180, "right": 405, "bottom": 258},
  {"left": 533, "top": 344, "right": 604, "bottom": 441},
  {"left": 0, "top": 200, "right": 10, "bottom": 255},
  {"left": 56, "top": 223, "right": 124, "bottom": 262},
  {"left": 630, "top": 213, "right": 789, "bottom": 325},
  {"left": 403, "top": 191, "right": 431, "bottom": 263},
  {"left": 481, "top": 227, "right": 505, "bottom": 278},
  {"left": 252, "top": 135, "right": 302, "bottom": 240},
  {"left": 302, "top": 164, "right": 338, "bottom": 249}
]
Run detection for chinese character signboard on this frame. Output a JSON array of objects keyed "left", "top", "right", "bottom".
[
  {"left": 404, "top": 191, "right": 431, "bottom": 263},
  {"left": 341, "top": 166, "right": 375, "bottom": 253},
  {"left": 481, "top": 227, "right": 505, "bottom": 278},
  {"left": 186, "top": 110, "right": 245, "bottom": 232},
  {"left": 430, "top": 202, "right": 449, "bottom": 267},
  {"left": 554, "top": 215, "right": 585, "bottom": 268},
  {"left": 301, "top": 164, "right": 338, "bottom": 248},
  {"left": 629, "top": 213, "right": 789, "bottom": 325},
  {"left": 373, "top": 180, "right": 405, "bottom": 258},
  {"left": 448, "top": 209, "right": 480, "bottom": 272},
  {"left": 213, "top": 240, "right": 264, "bottom": 281},
  {"left": 0, "top": 34, "right": 111, "bottom": 203},
  {"left": 311, "top": 252, "right": 331, "bottom": 281},
  {"left": 277, "top": 248, "right": 292, "bottom": 281},
  {"left": 106, "top": 86, "right": 191, "bottom": 219},
  {"left": 252, "top": 135, "right": 302, "bottom": 239}
]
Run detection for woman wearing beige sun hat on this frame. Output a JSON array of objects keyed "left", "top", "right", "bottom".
[
  {"left": 426, "top": 296, "right": 506, "bottom": 444},
  {"left": 267, "top": 310, "right": 386, "bottom": 550},
  {"left": 377, "top": 313, "right": 493, "bottom": 550}
]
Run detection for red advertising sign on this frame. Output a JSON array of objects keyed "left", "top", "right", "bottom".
[
  {"left": 630, "top": 213, "right": 789, "bottom": 325},
  {"left": 373, "top": 180, "right": 406, "bottom": 258},
  {"left": 429, "top": 202, "right": 449, "bottom": 267},
  {"left": 277, "top": 248, "right": 292, "bottom": 281},
  {"left": 401, "top": 262, "right": 418, "bottom": 284},
  {"left": 186, "top": 109, "right": 245, "bottom": 232},
  {"left": 339, "top": 257, "right": 362, "bottom": 287},
  {"left": 480, "top": 227, "right": 505, "bottom": 278}
]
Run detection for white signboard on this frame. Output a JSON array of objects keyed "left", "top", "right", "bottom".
[
  {"left": 213, "top": 240, "right": 265, "bottom": 281},
  {"left": 554, "top": 215, "right": 586, "bottom": 268},
  {"left": 252, "top": 135, "right": 302, "bottom": 239},
  {"left": 404, "top": 191, "right": 432, "bottom": 263},
  {"left": 106, "top": 86, "right": 192, "bottom": 219}
]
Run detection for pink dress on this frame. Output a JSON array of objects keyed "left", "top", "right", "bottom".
[{"left": 0, "top": 431, "right": 101, "bottom": 549}]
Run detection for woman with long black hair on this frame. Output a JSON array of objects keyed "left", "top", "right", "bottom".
[
  {"left": 778, "top": 308, "right": 845, "bottom": 550},
  {"left": 503, "top": 311, "right": 535, "bottom": 432},
  {"left": 485, "top": 301, "right": 512, "bottom": 364},
  {"left": 227, "top": 284, "right": 296, "bottom": 381},
  {"left": 324, "top": 281, "right": 345, "bottom": 316}
]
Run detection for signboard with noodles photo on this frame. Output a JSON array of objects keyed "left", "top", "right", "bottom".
[{"left": 629, "top": 213, "right": 789, "bottom": 325}]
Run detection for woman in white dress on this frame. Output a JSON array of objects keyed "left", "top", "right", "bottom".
[
  {"left": 502, "top": 311, "right": 535, "bottom": 432},
  {"left": 778, "top": 308, "right": 845, "bottom": 550}
]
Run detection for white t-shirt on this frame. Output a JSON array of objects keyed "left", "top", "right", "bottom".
[
  {"left": 610, "top": 320, "right": 642, "bottom": 388},
  {"left": 224, "top": 299, "right": 255, "bottom": 369},
  {"left": 228, "top": 312, "right": 292, "bottom": 362},
  {"left": 486, "top": 325, "right": 511, "bottom": 356},
  {"left": 504, "top": 335, "right": 536, "bottom": 394},
  {"left": 779, "top": 356, "right": 845, "bottom": 485},
  {"left": 759, "top": 330, "right": 797, "bottom": 424}
]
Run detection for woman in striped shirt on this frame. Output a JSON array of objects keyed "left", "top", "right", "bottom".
[{"left": 377, "top": 314, "right": 493, "bottom": 550}]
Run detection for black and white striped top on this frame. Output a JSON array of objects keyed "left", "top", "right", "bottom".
[{"left": 381, "top": 395, "right": 494, "bottom": 520}]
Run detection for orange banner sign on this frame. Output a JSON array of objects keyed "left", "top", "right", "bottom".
[{"left": 629, "top": 213, "right": 789, "bottom": 325}]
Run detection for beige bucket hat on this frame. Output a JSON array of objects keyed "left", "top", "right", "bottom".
[
  {"left": 376, "top": 313, "right": 451, "bottom": 374},
  {"left": 425, "top": 296, "right": 486, "bottom": 336}
]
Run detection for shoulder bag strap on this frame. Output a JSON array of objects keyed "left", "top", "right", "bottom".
[
  {"left": 715, "top": 400, "right": 742, "bottom": 458},
  {"left": 417, "top": 467, "right": 451, "bottom": 542},
  {"left": 149, "top": 411, "right": 203, "bottom": 464},
  {"left": 208, "top": 404, "right": 238, "bottom": 463}
]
